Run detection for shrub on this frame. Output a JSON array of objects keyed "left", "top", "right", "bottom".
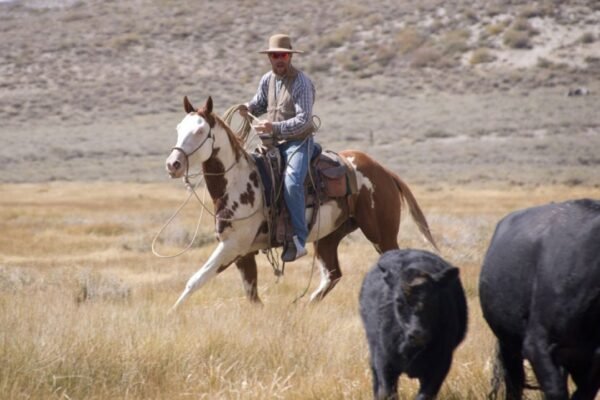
[
  {"left": 374, "top": 45, "right": 396, "bottom": 67},
  {"left": 503, "top": 29, "right": 532, "bottom": 49},
  {"left": 410, "top": 46, "right": 442, "bottom": 68},
  {"left": 579, "top": 32, "right": 595, "bottom": 44},
  {"left": 318, "top": 25, "right": 354, "bottom": 50},
  {"left": 537, "top": 57, "right": 553, "bottom": 68},
  {"left": 336, "top": 50, "right": 369, "bottom": 72},
  {"left": 485, "top": 23, "right": 507, "bottom": 36},
  {"left": 470, "top": 48, "right": 496, "bottom": 65},
  {"left": 441, "top": 29, "right": 471, "bottom": 55},
  {"left": 107, "top": 33, "right": 142, "bottom": 50},
  {"left": 394, "top": 27, "right": 427, "bottom": 55},
  {"left": 519, "top": 4, "right": 545, "bottom": 18},
  {"left": 511, "top": 18, "right": 540, "bottom": 37}
]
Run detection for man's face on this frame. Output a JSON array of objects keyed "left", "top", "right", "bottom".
[{"left": 269, "top": 52, "right": 292, "bottom": 76}]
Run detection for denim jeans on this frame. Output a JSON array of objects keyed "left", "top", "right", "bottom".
[{"left": 279, "top": 136, "right": 313, "bottom": 247}]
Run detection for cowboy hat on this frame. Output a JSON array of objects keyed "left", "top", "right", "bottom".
[{"left": 259, "top": 34, "right": 304, "bottom": 54}]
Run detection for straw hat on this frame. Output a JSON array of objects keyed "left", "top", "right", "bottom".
[{"left": 259, "top": 34, "right": 304, "bottom": 54}]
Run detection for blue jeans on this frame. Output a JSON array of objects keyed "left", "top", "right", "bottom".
[{"left": 279, "top": 136, "right": 313, "bottom": 247}]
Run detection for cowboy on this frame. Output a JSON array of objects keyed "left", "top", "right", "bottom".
[{"left": 240, "top": 34, "right": 316, "bottom": 262}]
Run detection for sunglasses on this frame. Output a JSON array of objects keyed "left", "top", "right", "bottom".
[{"left": 269, "top": 52, "right": 290, "bottom": 60}]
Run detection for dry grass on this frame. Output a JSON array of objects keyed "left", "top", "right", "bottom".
[{"left": 2, "top": 182, "right": 599, "bottom": 399}]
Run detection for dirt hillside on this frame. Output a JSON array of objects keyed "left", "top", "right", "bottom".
[{"left": 1, "top": 0, "right": 599, "bottom": 187}]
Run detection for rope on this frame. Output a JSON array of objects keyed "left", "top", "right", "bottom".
[
  {"left": 155, "top": 104, "right": 323, "bottom": 304},
  {"left": 221, "top": 104, "right": 262, "bottom": 147},
  {"left": 152, "top": 106, "right": 261, "bottom": 258},
  {"left": 292, "top": 155, "right": 321, "bottom": 304},
  {"left": 151, "top": 178, "right": 208, "bottom": 258}
]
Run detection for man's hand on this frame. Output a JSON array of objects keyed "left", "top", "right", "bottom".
[{"left": 255, "top": 121, "right": 273, "bottom": 134}]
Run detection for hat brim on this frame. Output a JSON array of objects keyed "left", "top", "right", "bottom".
[{"left": 259, "top": 48, "right": 304, "bottom": 54}]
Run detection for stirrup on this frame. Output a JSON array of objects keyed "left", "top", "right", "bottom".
[{"left": 281, "top": 236, "right": 307, "bottom": 262}]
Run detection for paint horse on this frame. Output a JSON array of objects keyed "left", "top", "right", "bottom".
[{"left": 165, "top": 96, "right": 438, "bottom": 310}]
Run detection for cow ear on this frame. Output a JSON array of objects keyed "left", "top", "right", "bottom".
[
  {"left": 378, "top": 264, "right": 394, "bottom": 287},
  {"left": 205, "top": 96, "right": 213, "bottom": 114},
  {"left": 432, "top": 267, "right": 459, "bottom": 286},
  {"left": 406, "top": 270, "right": 432, "bottom": 289},
  {"left": 184, "top": 96, "right": 195, "bottom": 113}
]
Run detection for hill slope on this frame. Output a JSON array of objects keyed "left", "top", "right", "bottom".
[{"left": 1, "top": 0, "right": 599, "bottom": 186}]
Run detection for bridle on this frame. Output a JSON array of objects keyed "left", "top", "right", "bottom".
[{"left": 170, "top": 125, "right": 214, "bottom": 180}]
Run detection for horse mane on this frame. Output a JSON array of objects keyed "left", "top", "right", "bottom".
[{"left": 214, "top": 114, "right": 249, "bottom": 162}]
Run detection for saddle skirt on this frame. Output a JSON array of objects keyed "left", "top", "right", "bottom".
[{"left": 251, "top": 142, "right": 358, "bottom": 247}]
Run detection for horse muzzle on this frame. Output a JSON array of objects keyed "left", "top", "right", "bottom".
[{"left": 165, "top": 150, "right": 186, "bottom": 179}]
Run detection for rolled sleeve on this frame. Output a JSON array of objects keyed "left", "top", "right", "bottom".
[{"left": 247, "top": 72, "right": 270, "bottom": 116}]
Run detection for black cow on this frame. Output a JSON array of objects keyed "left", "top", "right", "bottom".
[
  {"left": 359, "top": 249, "right": 467, "bottom": 400},
  {"left": 479, "top": 199, "right": 600, "bottom": 400}
]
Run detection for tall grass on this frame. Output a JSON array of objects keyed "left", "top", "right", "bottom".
[{"left": 1, "top": 183, "right": 598, "bottom": 399}]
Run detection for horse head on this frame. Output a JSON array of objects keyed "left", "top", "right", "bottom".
[{"left": 166, "top": 96, "right": 216, "bottom": 179}]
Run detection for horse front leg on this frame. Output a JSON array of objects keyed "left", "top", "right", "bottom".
[
  {"left": 235, "top": 252, "right": 262, "bottom": 304},
  {"left": 171, "top": 241, "right": 239, "bottom": 311}
]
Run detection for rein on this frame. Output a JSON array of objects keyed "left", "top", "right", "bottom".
[
  {"left": 155, "top": 105, "right": 319, "bottom": 302},
  {"left": 152, "top": 113, "right": 261, "bottom": 258},
  {"left": 170, "top": 125, "right": 213, "bottom": 181}
]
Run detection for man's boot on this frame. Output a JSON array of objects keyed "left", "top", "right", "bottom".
[{"left": 281, "top": 235, "right": 307, "bottom": 262}]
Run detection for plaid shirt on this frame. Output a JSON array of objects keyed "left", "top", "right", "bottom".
[{"left": 247, "top": 69, "right": 315, "bottom": 137}]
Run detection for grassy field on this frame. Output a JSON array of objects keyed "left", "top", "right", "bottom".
[{"left": 1, "top": 182, "right": 598, "bottom": 399}]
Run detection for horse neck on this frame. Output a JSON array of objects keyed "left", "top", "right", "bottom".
[{"left": 201, "top": 122, "right": 251, "bottom": 202}]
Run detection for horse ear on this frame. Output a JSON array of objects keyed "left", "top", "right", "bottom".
[
  {"left": 183, "top": 96, "right": 195, "bottom": 113},
  {"left": 205, "top": 96, "right": 213, "bottom": 114}
]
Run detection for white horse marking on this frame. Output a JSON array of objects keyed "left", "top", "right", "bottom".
[
  {"left": 346, "top": 156, "right": 375, "bottom": 208},
  {"left": 305, "top": 202, "right": 345, "bottom": 243},
  {"left": 310, "top": 257, "right": 331, "bottom": 302}
]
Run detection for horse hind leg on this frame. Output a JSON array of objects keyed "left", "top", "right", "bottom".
[
  {"left": 310, "top": 227, "right": 350, "bottom": 302},
  {"left": 235, "top": 252, "right": 262, "bottom": 305}
]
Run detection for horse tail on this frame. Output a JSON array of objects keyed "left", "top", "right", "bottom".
[{"left": 391, "top": 173, "right": 439, "bottom": 252}]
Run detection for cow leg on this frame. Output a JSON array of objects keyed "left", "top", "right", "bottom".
[
  {"left": 310, "top": 226, "right": 350, "bottom": 302},
  {"left": 171, "top": 241, "right": 238, "bottom": 311},
  {"left": 416, "top": 353, "right": 452, "bottom": 400},
  {"left": 235, "top": 252, "right": 262, "bottom": 304},
  {"left": 496, "top": 340, "right": 525, "bottom": 400},
  {"left": 369, "top": 364, "right": 380, "bottom": 400},
  {"left": 570, "top": 348, "right": 600, "bottom": 400},
  {"left": 523, "top": 331, "right": 569, "bottom": 400},
  {"left": 373, "top": 358, "right": 399, "bottom": 400}
]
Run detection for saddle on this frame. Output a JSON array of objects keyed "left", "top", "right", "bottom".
[{"left": 251, "top": 142, "right": 358, "bottom": 247}]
